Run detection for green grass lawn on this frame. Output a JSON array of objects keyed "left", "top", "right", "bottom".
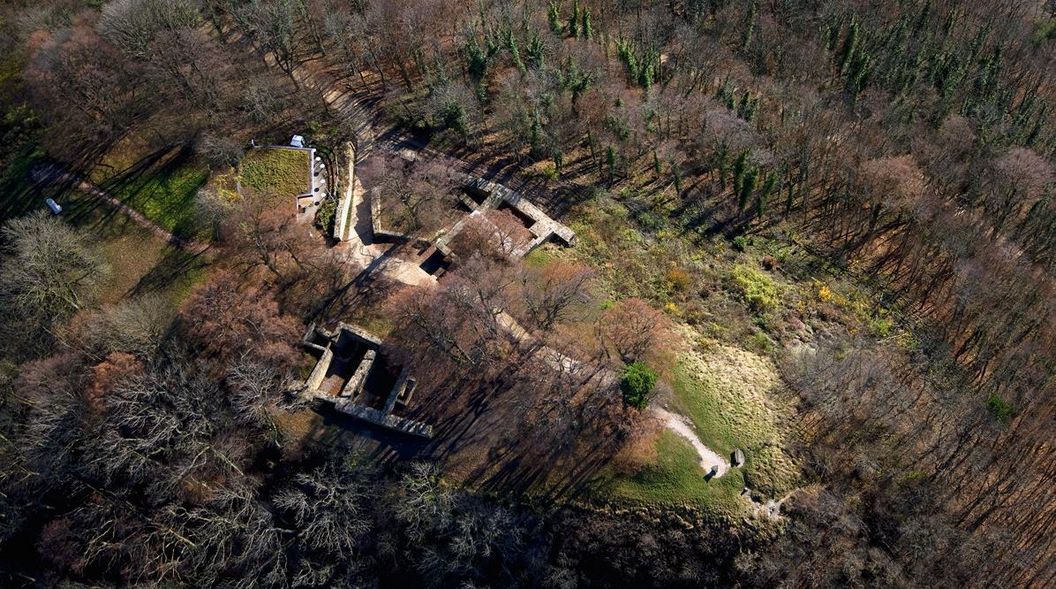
[
  {"left": 595, "top": 338, "right": 799, "bottom": 511},
  {"left": 522, "top": 245, "right": 557, "bottom": 268},
  {"left": 90, "top": 146, "right": 209, "bottom": 239},
  {"left": 600, "top": 430, "right": 747, "bottom": 514},
  {"left": 97, "top": 225, "right": 209, "bottom": 305},
  {"left": 0, "top": 138, "right": 210, "bottom": 308},
  {"left": 119, "top": 165, "right": 208, "bottom": 236},
  {"left": 239, "top": 147, "right": 310, "bottom": 202},
  {"left": 669, "top": 343, "right": 800, "bottom": 498},
  {"left": 2, "top": 171, "right": 209, "bottom": 306}
]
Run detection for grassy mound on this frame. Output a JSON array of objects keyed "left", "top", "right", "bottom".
[
  {"left": 671, "top": 341, "right": 799, "bottom": 499},
  {"left": 603, "top": 430, "right": 746, "bottom": 513}
]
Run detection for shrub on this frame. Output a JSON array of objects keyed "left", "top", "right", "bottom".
[
  {"left": 665, "top": 268, "right": 692, "bottom": 292},
  {"left": 316, "top": 197, "right": 338, "bottom": 233},
  {"left": 731, "top": 264, "right": 779, "bottom": 313},
  {"left": 986, "top": 394, "right": 1014, "bottom": 425},
  {"left": 867, "top": 315, "right": 894, "bottom": 338},
  {"left": 620, "top": 361, "right": 658, "bottom": 409}
]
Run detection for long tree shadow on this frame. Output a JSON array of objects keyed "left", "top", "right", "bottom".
[
  {"left": 128, "top": 246, "right": 212, "bottom": 299},
  {"left": 304, "top": 403, "right": 430, "bottom": 465},
  {"left": 464, "top": 428, "right": 621, "bottom": 503},
  {"left": 15, "top": 157, "right": 112, "bottom": 224},
  {"left": 95, "top": 144, "right": 207, "bottom": 237}
]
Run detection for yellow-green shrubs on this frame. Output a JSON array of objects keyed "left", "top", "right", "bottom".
[{"left": 730, "top": 264, "right": 780, "bottom": 313}]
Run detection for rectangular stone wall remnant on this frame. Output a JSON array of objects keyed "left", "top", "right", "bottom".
[
  {"left": 306, "top": 348, "right": 333, "bottom": 392},
  {"left": 340, "top": 348, "right": 375, "bottom": 399}
]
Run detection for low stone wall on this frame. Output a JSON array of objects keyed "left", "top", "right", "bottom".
[
  {"left": 301, "top": 322, "right": 431, "bottom": 439},
  {"left": 340, "top": 349, "right": 375, "bottom": 398},
  {"left": 333, "top": 399, "right": 433, "bottom": 439},
  {"left": 334, "top": 144, "right": 356, "bottom": 241},
  {"left": 305, "top": 348, "right": 333, "bottom": 391},
  {"left": 369, "top": 187, "right": 413, "bottom": 243},
  {"left": 382, "top": 367, "right": 411, "bottom": 415},
  {"left": 435, "top": 172, "right": 576, "bottom": 261}
]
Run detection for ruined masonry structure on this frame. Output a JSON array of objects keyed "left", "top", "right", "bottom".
[{"left": 302, "top": 322, "right": 431, "bottom": 439}]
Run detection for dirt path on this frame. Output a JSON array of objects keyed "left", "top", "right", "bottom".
[{"left": 652, "top": 407, "right": 730, "bottom": 478}]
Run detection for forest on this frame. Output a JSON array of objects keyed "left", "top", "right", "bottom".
[{"left": 1, "top": 0, "right": 1055, "bottom": 587}]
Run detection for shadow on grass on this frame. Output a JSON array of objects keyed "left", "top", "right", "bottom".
[
  {"left": 96, "top": 145, "right": 208, "bottom": 238},
  {"left": 128, "top": 246, "right": 212, "bottom": 300}
]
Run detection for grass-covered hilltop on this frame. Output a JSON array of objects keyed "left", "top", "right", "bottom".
[{"left": 1, "top": 1, "right": 1055, "bottom": 587}]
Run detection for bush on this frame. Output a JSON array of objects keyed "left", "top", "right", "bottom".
[
  {"left": 731, "top": 264, "right": 779, "bottom": 313},
  {"left": 665, "top": 268, "right": 692, "bottom": 292},
  {"left": 620, "top": 361, "right": 658, "bottom": 409},
  {"left": 316, "top": 197, "right": 338, "bottom": 233},
  {"left": 986, "top": 394, "right": 1014, "bottom": 425}
]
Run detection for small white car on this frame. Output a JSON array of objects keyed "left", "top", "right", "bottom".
[{"left": 45, "top": 198, "right": 62, "bottom": 215}]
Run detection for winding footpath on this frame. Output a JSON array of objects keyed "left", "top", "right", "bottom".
[{"left": 653, "top": 407, "right": 730, "bottom": 478}]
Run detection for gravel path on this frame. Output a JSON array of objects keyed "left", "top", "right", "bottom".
[{"left": 652, "top": 407, "right": 730, "bottom": 478}]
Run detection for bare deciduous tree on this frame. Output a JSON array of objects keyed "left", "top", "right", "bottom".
[
  {"left": 597, "top": 298, "right": 674, "bottom": 364},
  {"left": 0, "top": 213, "right": 109, "bottom": 359}
]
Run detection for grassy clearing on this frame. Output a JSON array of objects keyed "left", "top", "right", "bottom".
[
  {"left": 239, "top": 147, "right": 310, "bottom": 202},
  {"left": 522, "top": 245, "right": 557, "bottom": 268},
  {"left": 96, "top": 225, "right": 208, "bottom": 305},
  {"left": 93, "top": 147, "right": 209, "bottom": 239},
  {"left": 671, "top": 341, "right": 799, "bottom": 498},
  {"left": 3, "top": 161, "right": 209, "bottom": 307},
  {"left": 597, "top": 340, "right": 798, "bottom": 510},
  {"left": 601, "top": 430, "right": 746, "bottom": 513},
  {"left": 566, "top": 196, "right": 802, "bottom": 506}
]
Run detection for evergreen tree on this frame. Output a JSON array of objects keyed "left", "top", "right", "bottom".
[
  {"left": 547, "top": 1, "right": 562, "bottom": 34},
  {"left": 756, "top": 172, "right": 778, "bottom": 216},
  {"left": 526, "top": 30, "right": 545, "bottom": 68},
  {"left": 839, "top": 17, "right": 861, "bottom": 73},
  {"left": 732, "top": 150, "right": 749, "bottom": 196},
  {"left": 738, "top": 166, "right": 758, "bottom": 213},
  {"left": 569, "top": 1, "right": 580, "bottom": 38},
  {"left": 617, "top": 41, "right": 640, "bottom": 84},
  {"left": 465, "top": 36, "right": 488, "bottom": 81},
  {"left": 717, "top": 145, "right": 730, "bottom": 191},
  {"left": 742, "top": 1, "right": 758, "bottom": 51},
  {"left": 638, "top": 58, "right": 654, "bottom": 89},
  {"left": 529, "top": 109, "right": 544, "bottom": 155},
  {"left": 505, "top": 28, "right": 526, "bottom": 74}
]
